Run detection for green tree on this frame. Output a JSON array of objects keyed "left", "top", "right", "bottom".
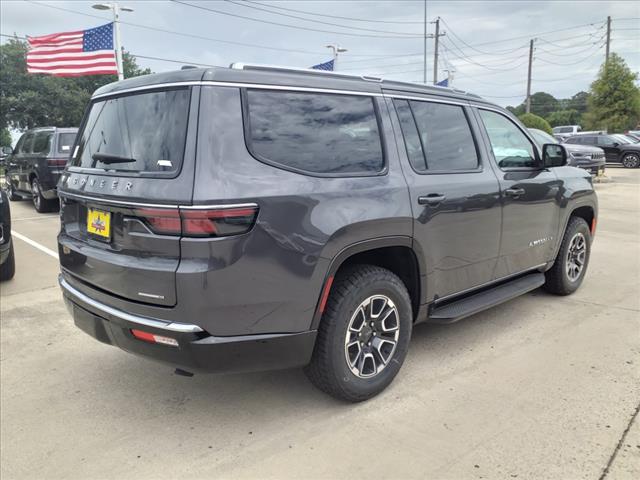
[
  {"left": 583, "top": 53, "right": 640, "bottom": 132},
  {"left": 0, "top": 128, "right": 11, "bottom": 147},
  {"left": 507, "top": 92, "right": 559, "bottom": 120},
  {"left": 0, "top": 38, "right": 151, "bottom": 131},
  {"left": 518, "top": 112, "right": 553, "bottom": 134},
  {"left": 547, "top": 109, "right": 581, "bottom": 127}
]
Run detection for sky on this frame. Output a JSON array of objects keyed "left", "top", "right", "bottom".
[{"left": 1, "top": 0, "right": 639, "bottom": 107}]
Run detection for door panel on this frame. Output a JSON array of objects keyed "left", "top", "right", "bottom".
[
  {"left": 387, "top": 97, "right": 501, "bottom": 301},
  {"left": 475, "top": 108, "right": 561, "bottom": 278}
]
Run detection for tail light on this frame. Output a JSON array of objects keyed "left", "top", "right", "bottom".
[
  {"left": 47, "top": 158, "right": 67, "bottom": 167},
  {"left": 132, "top": 205, "right": 258, "bottom": 238}
]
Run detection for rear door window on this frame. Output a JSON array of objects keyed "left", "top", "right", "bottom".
[
  {"left": 244, "top": 89, "right": 384, "bottom": 175},
  {"left": 19, "top": 133, "right": 35, "bottom": 154},
  {"left": 32, "top": 131, "right": 52, "bottom": 155},
  {"left": 71, "top": 88, "right": 191, "bottom": 174},
  {"left": 57, "top": 133, "right": 76, "bottom": 154}
]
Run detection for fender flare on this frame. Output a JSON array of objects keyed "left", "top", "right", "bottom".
[
  {"left": 310, "top": 236, "right": 418, "bottom": 330},
  {"left": 550, "top": 201, "right": 597, "bottom": 263}
]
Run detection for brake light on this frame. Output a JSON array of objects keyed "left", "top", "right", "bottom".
[
  {"left": 180, "top": 207, "right": 258, "bottom": 237},
  {"left": 133, "top": 208, "right": 181, "bottom": 235},
  {"left": 47, "top": 158, "right": 67, "bottom": 167},
  {"left": 131, "top": 329, "right": 178, "bottom": 347},
  {"left": 132, "top": 205, "right": 258, "bottom": 237}
]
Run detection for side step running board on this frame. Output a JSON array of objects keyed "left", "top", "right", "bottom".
[{"left": 428, "top": 273, "right": 545, "bottom": 324}]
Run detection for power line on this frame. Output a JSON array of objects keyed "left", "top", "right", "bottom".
[
  {"left": 439, "top": 18, "right": 529, "bottom": 56},
  {"left": 536, "top": 44, "right": 605, "bottom": 66},
  {"left": 222, "top": 0, "right": 422, "bottom": 36},
  {"left": 246, "top": 0, "right": 425, "bottom": 25},
  {"left": 170, "top": 0, "right": 422, "bottom": 39}
]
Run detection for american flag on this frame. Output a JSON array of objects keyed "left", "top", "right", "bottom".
[
  {"left": 310, "top": 59, "right": 334, "bottom": 71},
  {"left": 27, "top": 23, "right": 118, "bottom": 77}
]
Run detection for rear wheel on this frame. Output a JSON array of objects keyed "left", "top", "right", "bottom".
[
  {"left": 0, "top": 241, "right": 15, "bottom": 281},
  {"left": 305, "top": 265, "right": 412, "bottom": 402},
  {"left": 544, "top": 217, "right": 591, "bottom": 295},
  {"left": 31, "top": 178, "right": 54, "bottom": 213},
  {"left": 621, "top": 153, "right": 640, "bottom": 168}
]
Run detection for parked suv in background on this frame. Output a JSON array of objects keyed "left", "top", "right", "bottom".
[
  {"left": 564, "top": 133, "right": 640, "bottom": 168},
  {"left": 5, "top": 127, "right": 78, "bottom": 212},
  {"left": 552, "top": 125, "right": 581, "bottom": 142},
  {"left": 528, "top": 128, "right": 605, "bottom": 176},
  {"left": 58, "top": 65, "right": 597, "bottom": 401}
]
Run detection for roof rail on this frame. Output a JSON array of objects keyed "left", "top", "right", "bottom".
[{"left": 229, "top": 62, "right": 383, "bottom": 83}]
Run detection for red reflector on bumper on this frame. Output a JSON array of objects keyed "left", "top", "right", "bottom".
[{"left": 131, "top": 329, "right": 179, "bottom": 347}]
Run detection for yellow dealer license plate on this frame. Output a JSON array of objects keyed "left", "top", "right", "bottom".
[{"left": 87, "top": 208, "right": 111, "bottom": 239}]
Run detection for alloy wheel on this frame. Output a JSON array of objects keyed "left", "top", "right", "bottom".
[
  {"left": 31, "top": 180, "right": 41, "bottom": 210},
  {"left": 565, "top": 232, "right": 586, "bottom": 282},
  {"left": 344, "top": 295, "right": 400, "bottom": 378},
  {"left": 622, "top": 154, "right": 639, "bottom": 168}
]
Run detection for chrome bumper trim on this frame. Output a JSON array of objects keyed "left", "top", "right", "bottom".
[{"left": 59, "top": 276, "right": 203, "bottom": 333}]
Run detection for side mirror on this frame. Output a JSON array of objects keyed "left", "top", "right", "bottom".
[
  {"left": 612, "top": 142, "right": 620, "bottom": 147},
  {"left": 1, "top": 146, "right": 13, "bottom": 155},
  {"left": 542, "top": 143, "right": 567, "bottom": 168}
]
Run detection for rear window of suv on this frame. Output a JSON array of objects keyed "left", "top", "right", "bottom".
[
  {"left": 57, "top": 133, "right": 76, "bottom": 154},
  {"left": 70, "top": 88, "right": 190, "bottom": 174},
  {"left": 244, "top": 89, "right": 384, "bottom": 175}
]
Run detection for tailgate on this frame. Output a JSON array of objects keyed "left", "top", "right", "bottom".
[{"left": 57, "top": 85, "right": 199, "bottom": 307}]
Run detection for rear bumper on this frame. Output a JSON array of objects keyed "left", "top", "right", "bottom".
[{"left": 60, "top": 275, "right": 316, "bottom": 374}]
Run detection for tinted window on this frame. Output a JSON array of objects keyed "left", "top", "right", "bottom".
[
  {"left": 57, "top": 133, "right": 76, "bottom": 154},
  {"left": 19, "top": 133, "right": 35, "bottom": 154},
  {"left": 32, "top": 131, "right": 52, "bottom": 155},
  {"left": 596, "top": 136, "right": 617, "bottom": 146},
  {"left": 394, "top": 100, "right": 426, "bottom": 171},
  {"left": 409, "top": 101, "right": 478, "bottom": 170},
  {"left": 72, "top": 88, "right": 190, "bottom": 173},
  {"left": 479, "top": 110, "right": 536, "bottom": 168},
  {"left": 245, "top": 90, "right": 383, "bottom": 175}
]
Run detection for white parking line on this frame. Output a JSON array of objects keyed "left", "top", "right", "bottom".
[
  {"left": 12, "top": 231, "right": 59, "bottom": 259},
  {"left": 13, "top": 215, "right": 59, "bottom": 222}
]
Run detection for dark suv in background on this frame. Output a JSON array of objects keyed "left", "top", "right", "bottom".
[
  {"left": 564, "top": 133, "right": 640, "bottom": 168},
  {"left": 528, "top": 128, "right": 605, "bottom": 176},
  {"left": 58, "top": 65, "right": 597, "bottom": 401},
  {"left": 5, "top": 127, "right": 78, "bottom": 212}
]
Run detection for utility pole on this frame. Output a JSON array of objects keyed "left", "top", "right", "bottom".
[
  {"left": 92, "top": 2, "right": 134, "bottom": 81},
  {"left": 431, "top": 17, "right": 446, "bottom": 85},
  {"left": 605, "top": 16, "right": 611, "bottom": 64},
  {"left": 326, "top": 44, "right": 347, "bottom": 71},
  {"left": 423, "top": 0, "right": 427, "bottom": 84},
  {"left": 525, "top": 38, "right": 534, "bottom": 114}
]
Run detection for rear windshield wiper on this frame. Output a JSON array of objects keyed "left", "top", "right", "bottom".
[{"left": 92, "top": 152, "right": 136, "bottom": 164}]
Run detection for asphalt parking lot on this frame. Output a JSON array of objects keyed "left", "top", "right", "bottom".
[{"left": 1, "top": 167, "right": 639, "bottom": 480}]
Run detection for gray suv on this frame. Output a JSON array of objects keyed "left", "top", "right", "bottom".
[{"left": 58, "top": 65, "right": 598, "bottom": 401}]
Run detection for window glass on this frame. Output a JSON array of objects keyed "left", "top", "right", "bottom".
[
  {"left": 611, "top": 134, "right": 633, "bottom": 144},
  {"left": 57, "top": 133, "right": 77, "bottom": 154},
  {"left": 393, "top": 99, "right": 426, "bottom": 171},
  {"left": 72, "top": 88, "right": 190, "bottom": 173},
  {"left": 245, "top": 90, "right": 383, "bottom": 174},
  {"left": 409, "top": 101, "right": 478, "bottom": 170},
  {"left": 582, "top": 136, "right": 597, "bottom": 145},
  {"left": 528, "top": 128, "right": 557, "bottom": 147},
  {"left": 13, "top": 135, "right": 26, "bottom": 154},
  {"left": 596, "top": 136, "right": 617, "bottom": 146},
  {"left": 479, "top": 110, "right": 537, "bottom": 168},
  {"left": 32, "top": 132, "right": 52, "bottom": 155},
  {"left": 20, "top": 133, "right": 35, "bottom": 154}
]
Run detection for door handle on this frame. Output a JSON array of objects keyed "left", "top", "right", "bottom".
[
  {"left": 418, "top": 194, "right": 446, "bottom": 205},
  {"left": 505, "top": 187, "right": 525, "bottom": 197}
]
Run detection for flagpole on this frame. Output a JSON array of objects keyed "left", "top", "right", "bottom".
[{"left": 92, "top": 3, "right": 133, "bottom": 81}]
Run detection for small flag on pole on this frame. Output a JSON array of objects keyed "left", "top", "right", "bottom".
[
  {"left": 311, "top": 59, "right": 334, "bottom": 71},
  {"left": 27, "top": 23, "right": 118, "bottom": 77}
]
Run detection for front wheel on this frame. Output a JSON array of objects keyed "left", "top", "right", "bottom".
[
  {"left": 621, "top": 153, "right": 640, "bottom": 168},
  {"left": 305, "top": 265, "right": 413, "bottom": 402},
  {"left": 544, "top": 217, "right": 592, "bottom": 295}
]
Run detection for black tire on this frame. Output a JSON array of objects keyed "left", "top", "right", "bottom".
[
  {"left": 6, "top": 182, "right": 21, "bottom": 201},
  {"left": 31, "top": 178, "right": 54, "bottom": 213},
  {"left": 305, "top": 264, "right": 413, "bottom": 402},
  {"left": 544, "top": 217, "right": 591, "bottom": 295},
  {"left": 0, "top": 241, "right": 16, "bottom": 281},
  {"left": 621, "top": 153, "right": 640, "bottom": 169}
]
